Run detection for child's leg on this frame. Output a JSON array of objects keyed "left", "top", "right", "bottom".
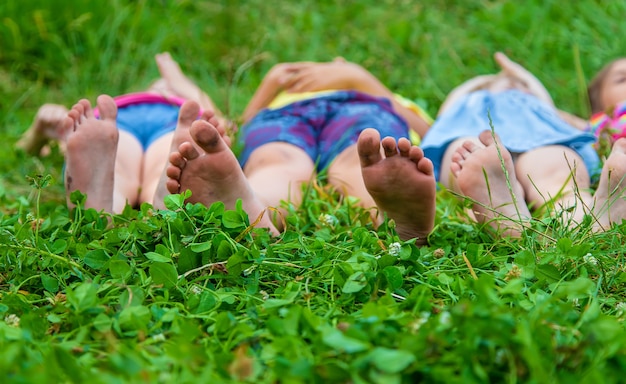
[
  {"left": 64, "top": 96, "right": 120, "bottom": 212},
  {"left": 355, "top": 129, "right": 436, "bottom": 243},
  {"left": 326, "top": 142, "right": 377, "bottom": 209},
  {"left": 166, "top": 119, "right": 281, "bottom": 234},
  {"left": 143, "top": 101, "right": 219, "bottom": 209},
  {"left": 113, "top": 131, "right": 143, "bottom": 211},
  {"left": 243, "top": 142, "right": 316, "bottom": 224},
  {"left": 152, "top": 52, "right": 226, "bottom": 128},
  {"left": 139, "top": 132, "right": 171, "bottom": 208},
  {"left": 17, "top": 104, "right": 69, "bottom": 156},
  {"left": 592, "top": 138, "right": 626, "bottom": 229},
  {"left": 450, "top": 130, "right": 531, "bottom": 237},
  {"left": 514, "top": 145, "right": 592, "bottom": 226}
]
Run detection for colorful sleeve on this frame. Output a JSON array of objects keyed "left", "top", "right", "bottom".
[{"left": 589, "top": 100, "right": 626, "bottom": 140}]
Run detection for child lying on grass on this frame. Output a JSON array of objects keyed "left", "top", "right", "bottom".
[
  {"left": 164, "top": 58, "right": 437, "bottom": 242},
  {"left": 17, "top": 52, "right": 228, "bottom": 213},
  {"left": 587, "top": 57, "right": 626, "bottom": 159},
  {"left": 420, "top": 52, "right": 626, "bottom": 237},
  {"left": 32, "top": 57, "right": 437, "bottom": 242}
]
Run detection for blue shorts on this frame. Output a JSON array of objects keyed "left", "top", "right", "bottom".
[
  {"left": 420, "top": 90, "right": 600, "bottom": 181},
  {"left": 116, "top": 103, "right": 180, "bottom": 150},
  {"left": 239, "top": 90, "right": 409, "bottom": 170}
]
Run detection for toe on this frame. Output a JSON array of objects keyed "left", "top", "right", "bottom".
[
  {"left": 478, "top": 130, "right": 498, "bottom": 146},
  {"left": 461, "top": 140, "right": 480, "bottom": 154},
  {"left": 408, "top": 146, "right": 425, "bottom": 162},
  {"left": 179, "top": 101, "right": 201, "bottom": 124},
  {"left": 190, "top": 120, "right": 225, "bottom": 153},
  {"left": 381, "top": 136, "right": 398, "bottom": 158},
  {"left": 416, "top": 156, "right": 434, "bottom": 176},
  {"left": 357, "top": 128, "right": 383, "bottom": 167},
  {"left": 169, "top": 152, "right": 187, "bottom": 169},
  {"left": 166, "top": 164, "right": 182, "bottom": 180},
  {"left": 165, "top": 178, "right": 181, "bottom": 194},
  {"left": 96, "top": 95, "right": 118, "bottom": 121},
  {"left": 178, "top": 142, "right": 201, "bottom": 161},
  {"left": 397, "top": 137, "right": 411, "bottom": 157}
]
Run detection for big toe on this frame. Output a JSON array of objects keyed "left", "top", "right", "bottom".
[
  {"left": 96, "top": 95, "right": 118, "bottom": 121},
  {"left": 478, "top": 130, "right": 499, "bottom": 146},
  {"left": 358, "top": 128, "right": 383, "bottom": 166},
  {"left": 179, "top": 100, "right": 201, "bottom": 124},
  {"left": 190, "top": 120, "right": 224, "bottom": 153},
  {"left": 613, "top": 137, "right": 626, "bottom": 154}
]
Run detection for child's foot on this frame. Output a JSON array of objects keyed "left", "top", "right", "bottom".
[
  {"left": 357, "top": 128, "right": 436, "bottom": 243},
  {"left": 152, "top": 100, "right": 225, "bottom": 209},
  {"left": 16, "top": 104, "right": 69, "bottom": 155},
  {"left": 592, "top": 137, "right": 626, "bottom": 229},
  {"left": 63, "top": 95, "right": 118, "bottom": 212},
  {"left": 451, "top": 130, "right": 531, "bottom": 237},
  {"left": 166, "top": 119, "right": 278, "bottom": 234}
]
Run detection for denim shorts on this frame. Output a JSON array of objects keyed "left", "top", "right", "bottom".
[
  {"left": 94, "top": 92, "right": 190, "bottom": 150},
  {"left": 239, "top": 90, "right": 410, "bottom": 170}
]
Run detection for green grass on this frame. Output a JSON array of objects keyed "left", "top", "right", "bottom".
[{"left": 2, "top": 0, "right": 626, "bottom": 382}]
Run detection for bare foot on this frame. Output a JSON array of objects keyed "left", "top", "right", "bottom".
[
  {"left": 357, "top": 128, "right": 436, "bottom": 243},
  {"left": 64, "top": 95, "right": 118, "bottom": 212},
  {"left": 451, "top": 130, "right": 531, "bottom": 237},
  {"left": 592, "top": 137, "right": 626, "bottom": 230},
  {"left": 17, "top": 104, "right": 69, "bottom": 156},
  {"left": 166, "top": 119, "right": 278, "bottom": 234},
  {"left": 152, "top": 100, "right": 227, "bottom": 209}
]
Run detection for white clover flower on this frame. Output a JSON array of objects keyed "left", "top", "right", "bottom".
[
  {"left": 4, "top": 314, "right": 20, "bottom": 327},
  {"left": 243, "top": 265, "right": 257, "bottom": 276},
  {"left": 152, "top": 333, "right": 166, "bottom": 342},
  {"left": 495, "top": 349, "right": 506, "bottom": 365},
  {"left": 259, "top": 290, "right": 269, "bottom": 300},
  {"left": 409, "top": 311, "right": 430, "bottom": 332},
  {"left": 319, "top": 213, "right": 337, "bottom": 227},
  {"left": 583, "top": 253, "right": 598, "bottom": 266},
  {"left": 190, "top": 285, "right": 202, "bottom": 295},
  {"left": 388, "top": 242, "right": 402, "bottom": 257},
  {"left": 616, "top": 302, "right": 626, "bottom": 315},
  {"left": 438, "top": 311, "right": 451, "bottom": 326}
]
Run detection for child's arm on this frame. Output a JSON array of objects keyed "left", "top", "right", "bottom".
[
  {"left": 494, "top": 52, "right": 587, "bottom": 130},
  {"left": 494, "top": 52, "right": 554, "bottom": 106},
  {"left": 242, "top": 62, "right": 316, "bottom": 123},
  {"left": 283, "top": 60, "right": 430, "bottom": 137},
  {"left": 438, "top": 74, "right": 498, "bottom": 115},
  {"left": 556, "top": 110, "right": 588, "bottom": 130}
]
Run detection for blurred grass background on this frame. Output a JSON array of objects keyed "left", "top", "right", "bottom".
[{"left": 0, "top": 0, "right": 624, "bottom": 207}]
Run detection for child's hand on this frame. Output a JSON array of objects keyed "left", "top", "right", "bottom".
[
  {"left": 265, "top": 62, "right": 314, "bottom": 88},
  {"left": 494, "top": 52, "right": 531, "bottom": 81},
  {"left": 494, "top": 52, "right": 553, "bottom": 105},
  {"left": 280, "top": 61, "right": 361, "bottom": 93}
]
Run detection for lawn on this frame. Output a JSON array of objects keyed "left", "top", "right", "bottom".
[{"left": 1, "top": 0, "right": 626, "bottom": 382}]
